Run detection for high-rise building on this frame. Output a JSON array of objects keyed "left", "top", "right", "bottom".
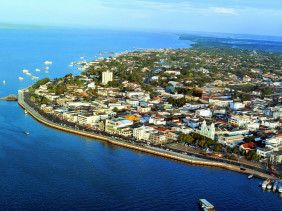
[{"left": 102, "top": 70, "right": 113, "bottom": 85}]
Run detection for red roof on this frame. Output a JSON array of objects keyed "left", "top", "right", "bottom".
[
  {"left": 275, "top": 134, "right": 282, "bottom": 137},
  {"left": 241, "top": 142, "right": 256, "bottom": 150}
]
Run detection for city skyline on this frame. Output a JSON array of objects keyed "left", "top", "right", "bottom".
[{"left": 0, "top": 0, "right": 282, "bottom": 36}]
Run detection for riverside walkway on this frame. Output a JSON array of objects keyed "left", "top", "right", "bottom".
[{"left": 17, "top": 89, "right": 279, "bottom": 180}]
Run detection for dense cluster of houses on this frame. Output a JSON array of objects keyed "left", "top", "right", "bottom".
[{"left": 33, "top": 78, "right": 282, "bottom": 164}]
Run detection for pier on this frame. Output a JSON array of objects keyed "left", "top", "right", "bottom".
[{"left": 0, "top": 94, "right": 17, "bottom": 101}]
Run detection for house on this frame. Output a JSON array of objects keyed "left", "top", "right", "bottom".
[
  {"left": 218, "top": 134, "right": 244, "bottom": 148},
  {"left": 239, "top": 142, "right": 256, "bottom": 153},
  {"left": 270, "top": 149, "right": 282, "bottom": 164},
  {"left": 256, "top": 147, "right": 273, "bottom": 158},
  {"left": 228, "top": 115, "right": 250, "bottom": 127},
  {"left": 133, "top": 125, "right": 156, "bottom": 141}
]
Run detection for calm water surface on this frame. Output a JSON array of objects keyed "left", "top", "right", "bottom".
[{"left": 0, "top": 28, "right": 281, "bottom": 210}]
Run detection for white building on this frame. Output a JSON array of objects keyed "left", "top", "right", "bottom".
[
  {"left": 105, "top": 118, "right": 133, "bottom": 134},
  {"left": 102, "top": 70, "right": 113, "bottom": 85},
  {"left": 197, "top": 120, "right": 215, "bottom": 140},
  {"left": 228, "top": 115, "right": 250, "bottom": 127},
  {"left": 230, "top": 102, "right": 245, "bottom": 110},
  {"left": 195, "top": 109, "right": 212, "bottom": 117},
  {"left": 133, "top": 126, "right": 156, "bottom": 141}
]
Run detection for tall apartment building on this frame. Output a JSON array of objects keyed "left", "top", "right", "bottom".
[{"left": 102, "top": 70, "right": 113, "bottom": 85}]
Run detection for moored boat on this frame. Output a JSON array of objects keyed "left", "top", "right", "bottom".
[
  {"left": 248, "top": 174, "right": 253, "bottom": 179},
  {"left": 24, "top": 131, "right": 29, "bottom": 135},
  {"left": 278, "top": 183, "right": 282, "bottom": 193},
  {"left": 22, "top": 69, "right": 28, "bottom": 73},
  {"left": 24, "top": 110, "right": 28, "bottom": 114},
  {"left": 35, "top": 68, "right": 40, "bottom": 72},
  {"left": 19, "top": 77, "right": 23, "bottom": 80},
  {"left": 44, "top": 61, "right": 52, "bottom": 65},
  {"left": 3, "top": 80, "right": 5, "bottom": 84},
  {"left": 273, "top": 181, "right": 278, "bottom": 191},
  {"left": 262, "top": 179, "right": 271, "bottom": 189},
  {"left": 267, "top": 181, "right": 273, "bottom": 190}
]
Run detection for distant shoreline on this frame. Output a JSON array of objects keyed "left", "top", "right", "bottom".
[{"left": 17, "top": 89, "right": 278, "bottom": 181}]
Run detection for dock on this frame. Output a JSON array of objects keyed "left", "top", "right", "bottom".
[{"left": 0, "top": 94, "right": 18, "bottom": 101}]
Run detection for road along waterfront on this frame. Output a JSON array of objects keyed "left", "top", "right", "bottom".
[{"left": 18, "top": 89, "right": 279, "bottom": 181}]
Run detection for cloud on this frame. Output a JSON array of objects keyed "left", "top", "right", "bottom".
[{"left": 211, "top": 7, "right": 238, "bottom": 15}]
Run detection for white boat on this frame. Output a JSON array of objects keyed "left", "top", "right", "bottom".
[
  {"left": 24, "top": 110, "right": 28, "bottom": 114},
  {"left": 35, "top": 68, "right": 40, "bottom": 72},
  {"left": 248, "top": 174, "right": 253, "bottom": 179},
  {"left": 278, "top": 183, "right": 282, "bottom": 193},
  {"left": 42, "top": 67, "right": 49, "bottom": 70},
  {"left": 44, "top": 61, "right": 52, "bottom": 65},
  {"left": 69, "top": 64, "right": 73, "bottom": 67},
  {"left": 80, "top": 57, "right": 84, "bottom": 59},
  {"left": 24, "top": 131, "right": 29, "bottom": 135},
  {"left": 18, "top": 77, "right": 23, "bottom": 80},
  {"left": 262, "top": 179, "right": 270, "bottom": 189},
  {"left": 26, "top": 73, "right": 32, "bottom": 76},
  {"left": 3, "top": 80, "right": 5, "bottom": 84},
  {"left": 23, "top": 69, "right": 28, "bottom": 73},
  {"left": 273, "top": 181, "right": 278, "bottom": 191},
  {"left": 45, "top": 71, "right": 49, "bottom": 73},
  {"left": 267, "top": 182, "right": 273, "bottom": 190},
  {"left": 198, "top": 199, "right": 215, "bottom": 211},
  {"left": 31, "top": 76, "right": 39, "bottom": 80}
]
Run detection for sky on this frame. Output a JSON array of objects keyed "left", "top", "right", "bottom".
[{"left": 0, "top": 0, "right": 282, "bottom": 36}]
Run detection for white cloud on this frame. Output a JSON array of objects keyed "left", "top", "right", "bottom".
[{"left": 211, "top": 7, "right": 238, "bottom": 15}]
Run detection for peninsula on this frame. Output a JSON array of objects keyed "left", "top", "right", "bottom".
[{"left": 19, "top": 46, "right": 282, "bottom": 181}]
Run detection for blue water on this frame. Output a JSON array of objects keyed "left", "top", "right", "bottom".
[{"left": 0, "top": 28, "right": 281, "bottom": 210}]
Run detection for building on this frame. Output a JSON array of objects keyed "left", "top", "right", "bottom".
[
  {"left": 149, "top": 132, "right": 167, "bottom": 144},
  {"left": 133, "top": 126, "right": 156, "bottom": 141},
  {"left": 270, "top": 149, "right": 282, "bottom": 164},
  {"left": 197, "top": 120, "right": 215, "bottom": 140},
  {"left": 256, "top": 147, "right": 273, "bottom": 158},
  {"left": 228, "top": 115, "right": 250, "bottom": 127},
  {"left": 105, "top": 118, "right": 133, "bottom": 134},
  {"left": 137, "top": 106, "right": 151, "bottom": 114},
  {"left": 102, "top": 70, "right": 113, "bottom": 85},
  {"left": 218, "top": 134, "right": 244, "bottom": 148}
]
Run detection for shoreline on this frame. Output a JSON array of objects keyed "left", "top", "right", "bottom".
[{"left": 17, "top": 89, "right": 278, "bottom": 181}]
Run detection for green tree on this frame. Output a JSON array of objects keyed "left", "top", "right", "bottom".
[{"left": 112, "top": 107, "right": 119, "bottom": 112}]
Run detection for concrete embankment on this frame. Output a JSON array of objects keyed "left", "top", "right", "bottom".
[{"left": 17, "top": 90, "right": 277, "bottom": 180}]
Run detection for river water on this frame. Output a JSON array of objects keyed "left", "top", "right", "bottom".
[{"left": 0, "top": 27, "right": 281, "bottom": 210}]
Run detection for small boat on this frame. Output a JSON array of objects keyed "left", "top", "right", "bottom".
[
  {"left": 42, "top": 67, "right": 49, "bottom": 70},
  {"left": 198, "top": 199, "right": 215, "bottom": 211},
  {"left": 24, "top": 131, "right": 29, "bottom": 135},
  {"left": 24, "top": 110, "right": 28, "bottom": 114},
  {"left": 44, "top": 61, "right": 52, "bottom": 65},
  {"left": 248, "top": 174, "right": 253, "bottom": 179},
  {"left": 35, "top": 68, "right": 40, "bottom": 72},
  {"left": 273, "top": 181, "right": 278, "bottom": 191},
  {"left": 22, "top": 69, "right": 28, "bottom": 73},
  {"left": 19, "top": 77, "right": 23, "bottom": 80},
  {"left": 45, "top": 71, "right": 49, "bottom": 73},
  {"left": 26, "top": 73, "right": 32, "bottom": 76},
  {"left": 262, "top": 179, "right": 271, "bottom": 189},
  {"left": 278, "top": 183, "right": 282, "bottom": 193},
  {"left": 3, "top": 80, "right": 5, "bottom": 84},
  {"left": 267, "top": 181, "right": 273, "bottom": 190}
]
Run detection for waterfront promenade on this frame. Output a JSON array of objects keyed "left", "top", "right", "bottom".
[{"left": 17, "top": 89, "right": 279, "bottom": 180}]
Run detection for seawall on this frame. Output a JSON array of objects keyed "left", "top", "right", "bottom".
[{"left": 17, "top": 90, "right": 276, "bottom": 180}]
